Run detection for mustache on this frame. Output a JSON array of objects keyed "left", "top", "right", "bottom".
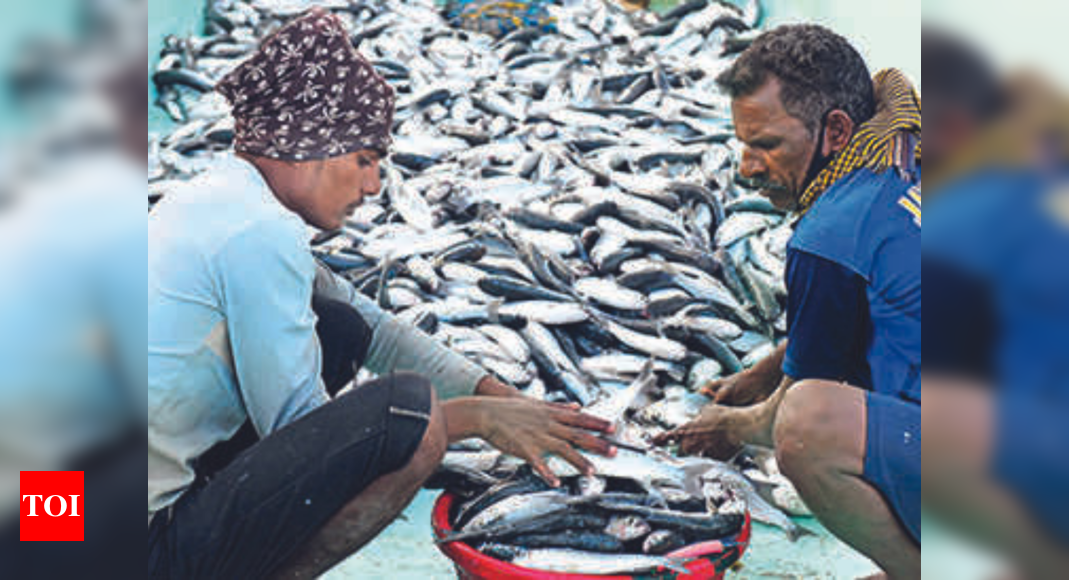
[{"left": 734, "top": 173, "right": 790, "bottom": 193}]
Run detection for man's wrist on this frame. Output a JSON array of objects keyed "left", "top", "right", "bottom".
[
  {"left": 443, "top": 398, "right": 491, "bottom": 441},
  {"left": 475, "top": 375, "right": 523, "bottom": 398},
  {"left": 740, "top": 382, "right": 789, "bottom": 446}
]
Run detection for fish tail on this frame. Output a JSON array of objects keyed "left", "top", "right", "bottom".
[{"left": 664, "top": 558, "right": 692, "bottom": 574}]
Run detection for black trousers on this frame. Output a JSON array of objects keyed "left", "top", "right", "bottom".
[{"left": 148, "top": 296, "right": 434, "bottom": 579}]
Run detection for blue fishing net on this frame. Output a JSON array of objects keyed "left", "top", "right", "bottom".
[{"left": 444, "top": 0, "right": 558, "bottom": 37}]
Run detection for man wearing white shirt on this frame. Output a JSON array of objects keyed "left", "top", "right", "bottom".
[{"left": 147, "top": 9, "right": 614, "bottom": 579}]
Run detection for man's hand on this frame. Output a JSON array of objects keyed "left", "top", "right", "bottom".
[
  {"left": 445, "top": 398, "right": 616, "bottom": 487},
  {"left": 700, "top": 369, "right": 776, "bottom": 406},
  {"left": 652, "top": 403, "right": 754, "bottom": 459},
  {"left": 702, "top": 342, "right": 787, "bottom": 405}
]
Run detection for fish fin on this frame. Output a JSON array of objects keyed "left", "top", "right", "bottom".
[
  {"left": 746, "top": 476, "right": 778, "bottom": 499},
  {"left": 663, "top": 557, "right": 691, "bottom": 574},
  {"left": 787, "top": 521, "right": 818, "bottom": 542},
  {"left": 436, "top": 527, "right": 486, "bottom": 544}
]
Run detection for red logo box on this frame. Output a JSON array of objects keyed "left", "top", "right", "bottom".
[{"left": 20, "top": 471, "right": 84, "bottom": 541}]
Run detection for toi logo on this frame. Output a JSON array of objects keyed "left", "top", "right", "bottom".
[{"left": 20, "top": 471, "right": 84, "bottom": 541}]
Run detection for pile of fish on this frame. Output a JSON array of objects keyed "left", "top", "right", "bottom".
[
  {"left": 150, "top": 0, "right": 785, "bottom": 415},
  {"left": 150, "top": 0, "right": 815, "bottom": 558}
]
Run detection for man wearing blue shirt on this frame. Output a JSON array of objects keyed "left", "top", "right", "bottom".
[{"left": 655, "top": 25, "right": 921, "bottom": 579}]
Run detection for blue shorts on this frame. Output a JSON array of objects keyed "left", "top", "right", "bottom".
[
  {"left": 994, "top": 388, "right": 1069, "bottom": 545},
  {"left": 862, "top": 391, "right": 921, "bottom": 544}
]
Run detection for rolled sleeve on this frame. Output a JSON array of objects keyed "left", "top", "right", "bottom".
[
  {"left": 219, "top": 222, "right": 328, "bottom": 436},
  {"left": 314, "top": 262, "right": 486, "bottom": 399}
]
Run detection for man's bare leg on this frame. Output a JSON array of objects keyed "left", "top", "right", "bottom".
[
  {"left": 773, "top": 380, "right": 920, "bottom": 580},
  {"left": 923, "top": 378, "right": 1069, "bottom": 580},
  {"left": 270, "top": 387, "right": 448, "bottom": 579}
]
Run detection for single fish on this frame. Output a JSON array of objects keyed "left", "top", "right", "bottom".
[
  {"left": 485, "top": 546, "right": 690, "bottom": 575},
  {"left": 585, "top": 361, "right": 658, "bottom": 428},
  {"left": 508, "top": 530, "right": 624, "bottom": 553},
  {"left": 596, "top": 500, "right": 746, "bottom": 540},
  {"left": 575, "top": 277, "right": 649, "bottom": 311},
  {"left": 601, "top": 319, "right": 687, "bottom": 362},
  {"left": 462, "top": 490, "right": 572, "bottom": 532},
  {"left": 502, "top": 301, "right": 588, "bottom": 325}
]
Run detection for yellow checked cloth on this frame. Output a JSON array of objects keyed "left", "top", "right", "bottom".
[{"left": 798, "top": 69, "right": 922, "bottom": 213}]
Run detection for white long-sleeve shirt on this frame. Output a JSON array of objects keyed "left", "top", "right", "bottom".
[{"left": 148, "top": 156, "right": 485, "bottom": 522}]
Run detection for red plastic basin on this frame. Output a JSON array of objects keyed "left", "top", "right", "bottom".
[{"left": 432, "top": 492, "right": 751, "bottom": 579}]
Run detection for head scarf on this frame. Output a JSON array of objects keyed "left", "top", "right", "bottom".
[{"left": 216, "top": 7, "right": 395, "bottom": 161}]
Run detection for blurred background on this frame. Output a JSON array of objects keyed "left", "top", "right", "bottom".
[
  {"left": 3, "top": 0, "right": 1066, "bottom": 578},
  {"left": 0, "top": 0, "right": 143, "bottom": 578},
  {"left": 925, "top": 0, "right": 1069, "bottom": 90}
]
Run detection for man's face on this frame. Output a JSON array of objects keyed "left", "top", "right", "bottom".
[
  {"left": 731, "top": 77, "right": 819, "bottom": 211},
  {"left": 301, "top": 150, "right": 382, "bottom": 230}
]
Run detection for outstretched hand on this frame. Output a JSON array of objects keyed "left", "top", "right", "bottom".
[
  {"left": 476, "top": 398, "right": 616, "bottom": 487},
  {"left": 700, "top": 368, "right": 776, "bottom": 406},
  {"left": 652, "top": 403, "right": 748, "bottom": 460}
]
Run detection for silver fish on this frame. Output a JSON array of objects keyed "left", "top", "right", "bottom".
[
  {"left": 462, "top": 490, "right": 572, "bottom": 532},
  {"left": 701, "top": 461, "right": 815, "bottom": 542},
  {"left": 601, "top": 319, "right": 687, "bottom": 362},
  {"left": 586, "top": 361, "right": 658, "bottom": 428},
  {"left": 478, "top": 324, "right": 531, "bottom": 363},
  {"left": 501, "top": 301, "right": 589, "bottom": 325},
  {"left": 575, "top": 277, "right": 648, "bottom": 311},
  {"left": 505, "top": 548, "right": 688, "bottom": 575}
]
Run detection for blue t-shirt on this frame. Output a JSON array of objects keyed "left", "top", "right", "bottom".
[
  {"left": 783, "top": 168, "right": 922, "bottom": 403},
  {"left": 925, "top": 166, "right": 1069, "bottom": 545},
  {"left": 925, "top": 167, "right": 1069, "bottom": 399}
]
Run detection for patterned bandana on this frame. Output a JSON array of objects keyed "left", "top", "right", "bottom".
[
  {"left": 797, "top": 69, "right": 922, "bottom": 214},
  {"left": 216, "top": 7, "right": 396, "bottom": 161}
]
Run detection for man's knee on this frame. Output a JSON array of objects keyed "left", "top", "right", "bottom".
[
  {"left": 388, "top": 372, "right": 446, "bottom": 475},
  {"left": 773, "top": 380, "right": 850, "bottom": 479}
]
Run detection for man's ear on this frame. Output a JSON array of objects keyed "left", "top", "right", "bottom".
[{"left": 822, "top": 109, "right": 855, "bottom": 156}]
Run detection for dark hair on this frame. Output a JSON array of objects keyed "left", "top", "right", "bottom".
[
  {"left": 922, "top": 26, "right": 1004, "bottom": 122},
  {"left": 716, "top": 24, "right": 875, "bottom": 133}
]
